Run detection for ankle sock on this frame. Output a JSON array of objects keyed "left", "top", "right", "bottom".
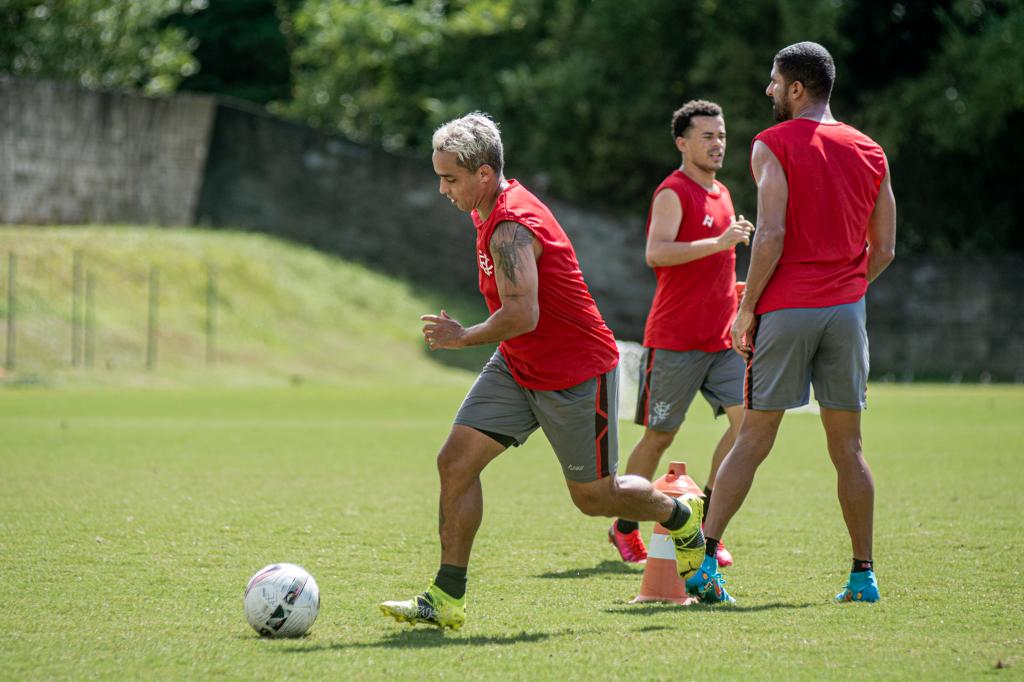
[
  {"left": 434, "top": 564, "right": 467, "bottom": 600},
  {"left": 852, "top": 558, "right": 873, "bottom": 574},
  {"left": 705, "top": 537, "right": 720, "bottom": 559},
  {"left": 661, "top": 497, "right": 691, "bottom": 531},
  {"left": 615, "top": 518, "right": 639, "bottom": 534}
]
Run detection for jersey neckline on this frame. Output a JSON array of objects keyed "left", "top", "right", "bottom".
[{"left": 672, "top": 169, "right": 722, "bottom": 197}]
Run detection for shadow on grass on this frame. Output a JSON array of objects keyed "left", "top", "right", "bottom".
[
  {"left": 605, "top": 601, "right": 818, "bottom": 615},
  {"left": 535, "top": 560, "right": 644, "bottom": 580},
  {"left": 274, "top": 628, "right": 571, "bottom": 653}
]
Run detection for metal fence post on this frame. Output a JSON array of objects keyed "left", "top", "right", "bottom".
[
  {"left": 147, "top": 265, "right": 159, "bottom": 370},
  {"left": 85, "top": 272, "right": 96, "bottom": 369},
  {"left": 206, "top": 264, "right": 217, "bottom": 366},
  {"left": 72, "top": 248, "right": 83, "bottom": 367},
  {"left": 5, "top": 252, "right": 15, "bottom": 371}
]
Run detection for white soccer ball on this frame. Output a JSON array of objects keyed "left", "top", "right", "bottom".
[{"left": 243, "top": 563, "right": 320, "bottom": 638}]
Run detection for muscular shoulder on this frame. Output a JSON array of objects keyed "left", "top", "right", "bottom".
[{"left": 491, "top": 220, "right": 534, "bottom": 245}]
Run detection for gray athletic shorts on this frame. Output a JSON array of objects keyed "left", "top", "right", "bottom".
[
  {"left": 746, "top": 298, "right": 868, "bottom": 411},
  {"left": 453, "top": 350, "right": 618, "bottom": 482},
  {"left": 634, "top": 348, "right": 744, "bottom": 432}
]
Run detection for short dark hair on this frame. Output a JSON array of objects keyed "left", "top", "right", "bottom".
[
  {"left": 774, "top": 41, "right": 835, "bottom": 100},
  {"left": 671, "top": 100, "right": 723, "bottom": 139}
]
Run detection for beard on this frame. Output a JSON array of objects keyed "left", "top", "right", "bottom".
[{"left": 772, "top": 95, "right": 791, "bottom": 122}]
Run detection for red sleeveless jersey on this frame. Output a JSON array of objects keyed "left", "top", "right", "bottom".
[
  {"left": 472, "top": 180, "right": 619, "bottom": 390},
  {"left": 752, "top": 119, "right": 886, "bottom": 314},
  {"left": 643, "top": 171, "right": 738, "bottom": 352}
]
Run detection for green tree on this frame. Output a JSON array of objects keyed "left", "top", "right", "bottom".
[
  {"left": 164, "top": 0, "right": 299, "bottom": 104},
  {"left": 0, "top": 0, "right": 202, "bottom": 95},
  {"left": 851, "top": 0, "right": 1024, "bottom": 252}
]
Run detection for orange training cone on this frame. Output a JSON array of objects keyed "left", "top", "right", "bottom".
[{"left": 630, "top": 461, "right": 705, "bottom": 605}]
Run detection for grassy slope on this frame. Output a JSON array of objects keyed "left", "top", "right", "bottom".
[
  {"left": 0, "top": 384, "right": 1021, "bottom": 679},
  {"left": 0, "top": 226, "right": 490, "bottom": 387}
]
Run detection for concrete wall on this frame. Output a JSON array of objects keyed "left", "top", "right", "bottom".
[
  {"left": 0, "top": 77, "right": 215, "bottom": 226},
  {"left": 2, "top": 78, "right": 1022, "bottom": 380},
  {"left": 866, "top": 257, "right": 1024, "bottom": 381},
  {"left": 194, "top": 103, "right": 479, "bottom": 294},
  {"left": 194, "top": 102, "right": 655, "bottom": 340}
]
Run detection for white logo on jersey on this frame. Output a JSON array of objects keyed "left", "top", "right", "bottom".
[
  {"left": 478, "top": 250, "right": 494, "bottom": 277},
  {"left": 702, "top": 214, "right": 714, "bottom": 229}
]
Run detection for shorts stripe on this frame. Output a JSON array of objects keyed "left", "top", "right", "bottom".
[
  {"left": 634, "top": 349, "right": 656, "bottom": 425},
  {"left": 595, "top": 373, "right": 610, "bottom": 479},
  {"left": 744, "top": 315, "right": 761, "bottom": 410}
]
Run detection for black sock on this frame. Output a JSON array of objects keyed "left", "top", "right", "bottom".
[
  {"left": 434, "top": 564, "right": 467, "bottom": 600},
  {"left": 616, "top": 518, "right": 639, "bottom": 534},
  {"left": 705, "top": 537, "right": 720, "bottom": 559},
  {"left": 852, "top": 558, "right": 873, "bottom": 573},
  {"left": 661, "top": 497, "right": 691, "bottom": 531},
  {"left": 703, "top": 485, "right": 713, "bottom": 522}
]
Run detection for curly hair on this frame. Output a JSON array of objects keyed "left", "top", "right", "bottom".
[{"left": 671, "top": 100, "right": 723, "bottom": 139}]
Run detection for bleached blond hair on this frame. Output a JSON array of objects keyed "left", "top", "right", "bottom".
[{"left": 431, "top": 112, "right": 504, "bottom": 175}]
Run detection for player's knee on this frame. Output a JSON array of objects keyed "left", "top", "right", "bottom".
[
  {"left": 829, "top": 442, "right": 866, "bottom": 469},
  {"left": 573, "top": 498, "right": 607, "bottom": 517},
  {"left": 436, "top": 447, "right": 468, "bottom": 482},
  {"left": 569, "top": 488, "right": 610, "bottom": 517},
  {"left": 646, "top": 429, "right": 676, "bottom": 453}
]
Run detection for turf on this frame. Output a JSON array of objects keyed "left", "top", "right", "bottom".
[{"left": 0, "top": 383, "right": 1021, "bottom": 680}]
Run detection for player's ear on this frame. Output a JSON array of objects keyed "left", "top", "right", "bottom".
[{"left": 674, "top": 135, "right": 687, "bottom": 154}]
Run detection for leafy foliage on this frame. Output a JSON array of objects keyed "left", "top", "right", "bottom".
[
  {"left": 164, "top": 0, "right": 299, "bottom": 104},
  {"left": 0, "top": 0, "right": 203, "bottom": 94}
]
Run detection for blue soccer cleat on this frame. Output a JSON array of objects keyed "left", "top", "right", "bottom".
[
  {"left": 835, "top": 570, "right": 880, "bottom": 603},
  {"left": 685, "top": 554, "right": 735, "bottom": 604}
]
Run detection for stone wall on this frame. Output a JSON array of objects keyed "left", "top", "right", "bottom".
[
  {"left": 2, "top": 78, "right": 1022, "bottom": 380},
  {"left": 0, "top": 77, "right": 215, "bottom": 226}
]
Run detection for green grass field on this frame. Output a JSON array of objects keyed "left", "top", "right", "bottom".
[{"left": 1, "top": 383, "right": 1021, "bottom": 679}]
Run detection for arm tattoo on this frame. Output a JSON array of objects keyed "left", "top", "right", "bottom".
[{"left": 491, "top": 221, "right": 534, "bottom": 286}]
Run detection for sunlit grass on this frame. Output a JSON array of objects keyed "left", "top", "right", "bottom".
[
  {"left": 0, "top": 383, "right": 1020, "bottom": 679},
  {"left": 0, "top": 225, "right": 489, "bottom": 387}
]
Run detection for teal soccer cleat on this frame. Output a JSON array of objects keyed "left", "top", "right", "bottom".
[
  {"left": 835, "top": 570, "right": 880, "bottom": 603},
  {"left": 685, "top": 554, "right": 735, "bottom": 604}
]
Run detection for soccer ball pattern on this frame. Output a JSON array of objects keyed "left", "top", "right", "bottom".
[{"left": 243, "top": 563, "right": 320, "bottom": 638}]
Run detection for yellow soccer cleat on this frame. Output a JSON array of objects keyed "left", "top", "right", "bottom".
[
  {"left": 668, "top": 494, "right": 705, "bottom": 580},
  {"left": 379, "top": 583, "right": 466, "bottom": 630}
]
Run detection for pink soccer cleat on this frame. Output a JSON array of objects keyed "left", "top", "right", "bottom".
[
  {"left": 608, "top": 522, "right": 648, "bottom": 564},
  {"left": 701, "top": 525, "right": 734, "bottom": 567},
  {"left": 715, "top": 540, "right": 734, "bottom": 568}
]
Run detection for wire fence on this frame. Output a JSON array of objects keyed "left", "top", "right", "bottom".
[{"left": 1, "top": 249, "right": 219, "bottom": 375}]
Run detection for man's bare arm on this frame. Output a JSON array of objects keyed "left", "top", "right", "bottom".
[
  {"left": 732, "top": 140, "right": 788, "bottom": 358},
  {"left": 421, "top": 221, "right": 540, "bottom": 350},
  {"left": 866, "top": 164, "right": 896, "bottom": 283},
  {"left": 645, "top": 189, "right": 753, "bottom": 268}
]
